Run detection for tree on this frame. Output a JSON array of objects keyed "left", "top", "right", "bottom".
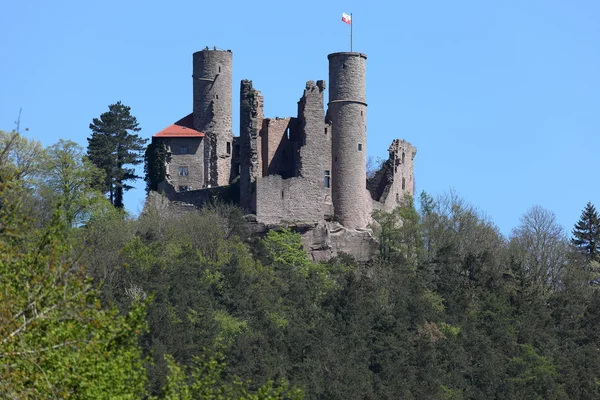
[
  {"left": 87, "top": 102, "right": 146, "bottom": 208},
  {"left": 509, "top": 205, "right": 568, "bottom": 293},
  {"left": 144, "top": 140, "right": 166, "bottom": 194},
  {"left": 0, "top": 137, "right": 148, "bottom": 398},
  {"left": 0, "top": 130, "right": 45, "bottom": 181},
  {"left": 571, "top": 202, "right": 600, "bottom": 262},
  {"left": 39, "top": 139, "right": 108, "bottom": 227}
]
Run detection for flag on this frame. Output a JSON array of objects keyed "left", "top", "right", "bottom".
[{"left": 342, "top": 12, "right": 352, "bottom": 25}]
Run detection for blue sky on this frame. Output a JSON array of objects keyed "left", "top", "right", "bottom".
[{"left": 2, "top": 0, "right": 599, "bottom": 236}]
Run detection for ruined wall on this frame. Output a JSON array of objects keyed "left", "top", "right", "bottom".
[
  {"left": 328, "top": 52, "right": 371, "bottom": 229},
  {"left": 381, "top": 140, "right": 417, "bottom": 211},
  {"left": 260, "top": 117, "right": 297, "bottom": 178},
  {"left": 192, "top": 48, "right": 233, "bottom": 187},
  {"left": 156, "top": 137, "right": 204, "bottom": 192},
  {"left": 239, "top": 80, "right": 264, "bottom": 213},
  {"left": 256, "top": 81, "right": 328, "bottom": 225},
  {"left": 296, "top": 80, "right": 327, "bottom": 181},
  {"left": 368, "top": 139, "right": 417, "bottom": 212}
]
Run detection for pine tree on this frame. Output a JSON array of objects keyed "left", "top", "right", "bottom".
[
  {"left": 87, "top": 102, "right": 146, "bottom": 208},
  {"left": 571, "top": 202, "right": 600, "bottom": 261}
]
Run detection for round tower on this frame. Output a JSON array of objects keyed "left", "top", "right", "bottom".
[
  {"left": 328, "top": 52, "right": 369, "bottom": 229},
  {"left": 192, "top": 48, "right": 233, "bottom": 187}
]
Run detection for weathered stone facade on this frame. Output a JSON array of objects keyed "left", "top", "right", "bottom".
[
  {"left": 368, "top": 140, "right": 417, "bottom": 212},
  {"left": 149, "top": 47, "right": 416, "bottom": 262},
  {"left": 239, "top": 80, "right": 263, "bottom": 213},
  {"left": 192, "top": 48, "right": 233, "bottom": 187},
  {"left": 329, "top": 52, "right": 370, "bottom": 229},
  {"left": 159, "top": 137, "right": 204, "bottom": 193}
]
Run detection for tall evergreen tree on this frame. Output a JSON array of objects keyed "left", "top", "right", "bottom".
[
  {"left": 571, "top": 202, "right": 600, "bottom": 262},
  {"left": 87, "top": 102, "right": 146, "bottom": 208}
]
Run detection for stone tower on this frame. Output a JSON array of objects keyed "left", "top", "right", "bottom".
[
  {"left": 192, "top": 48, "right": 234, "bottom": 187},
  {"left": 328, "top": 52, "right": 370, "bottom": 229}
]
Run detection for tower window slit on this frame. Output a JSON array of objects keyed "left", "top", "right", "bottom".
[{"left": 358, "top": 143, "right": 363, "bottom": 151}]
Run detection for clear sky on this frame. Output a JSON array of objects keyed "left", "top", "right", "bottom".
[{"left": 2, "top": 0, "right": 599, "bottom": 236}]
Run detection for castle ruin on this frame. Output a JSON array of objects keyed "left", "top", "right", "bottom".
[{"left": 148, "top": 48, "right": 416, "bottom": 261}]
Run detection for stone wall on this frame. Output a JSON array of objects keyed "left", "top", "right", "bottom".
[
  {"left": 192, "top": 48, "right": 234, "bottom": 187},
  {"left": 255, "top": 81, "right": 328, "bottom": 225},
  {"left": 328, "top": 52, "right": 370, "bottom": 229},
  {"left": 157, "top": 137, "right": 204, "bottom": 193},
  {"left": 260, "top": 117, "right": 297, "bottom": 178},
  {"left": 239, "top": 80, "right": 264, "bottom": 213},
  {"left": 368, "top": 139, "right": 417, "bottom": 212},
  {"left": 296, "top": 80, "right": 327, "bottom": 181},
  {"left": 255, "top": 175, "right": 324, "bottom": 224}
]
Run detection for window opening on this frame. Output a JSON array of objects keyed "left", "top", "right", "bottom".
[
  {"left": 324, "top": 170, "right": 331, "bottom": 188},
  {"left": 402, "top": 177, "right": 406, "bottom": 190},
  {"left": 218, "top": 66, "right": 221, "bottom": 73},
  {"left": 324, "top": 127, "right": 328, "bottom": 135},
  {"left": 281, "top": 191, "right": 284, "bottom": 199},
  {"left": 179, "top": 185, "right": 189, "bottom": 192},
  {"left": 226, "top": 142, "right": 231, "bottom": 155},
  {"left": 402, "top": 152, "right": 405, "bottom": 163},
  {"left": 180, "top": 146, "right": 188, "bottom": 154},
  {"left": 286, "top": 127, "right": 290, "bottom": 140},
  {"left": 179, "top": 166, "right": 189, "bottom": 176},
  {"left": 358, "top": 143, "right": 363, "bottom": 151}
]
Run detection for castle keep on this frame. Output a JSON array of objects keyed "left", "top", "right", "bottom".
[{"left": 149, "top": 47, "right": 416, "bottom": 260}]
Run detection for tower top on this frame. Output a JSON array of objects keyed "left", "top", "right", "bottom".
[{"left": 328, "top": 52, "right": 367, "bottom": 60}]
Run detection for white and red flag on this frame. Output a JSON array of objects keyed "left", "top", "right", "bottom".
[{"left": 342, "top": 12, "right": 352, "bottom": 25}]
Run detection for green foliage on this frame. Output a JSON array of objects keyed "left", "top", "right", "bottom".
[
  {"left": 4, "top": 130, "right": 600, "bottom": 399},
  {"left": 39, "top": 139, "right": 109, "bottom": 227},
  {"left": 161, "top": 341, "right": 304, "bottom": 400},
  {"left": 507, "top": 344, "right": 566, "bottom": 399},
  {"left": 87, "top": 101, "right": 147, "bottom": 208},
  {"left": 572, "top": 202, "right": 600, "bottom": 262},
  {"left": 0, "top": 138, "right": 148, "bottom": 398},
  {"left": 0, "top": 130, "right": 45, "bottom": 181},
  {"left": 144, "top": 140, "right": 167, "bottom": 194}
]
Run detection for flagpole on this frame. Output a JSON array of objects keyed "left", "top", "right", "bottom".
[{"left": 350, "top": 13, "right": 353, "bottom": 52}]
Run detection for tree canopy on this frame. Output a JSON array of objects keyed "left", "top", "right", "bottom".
[
  {"left": 3, "top": 129, "right": 600, "bottom": 399},
  {"left": 87, "top": 102, "right": 146, "bottom": 208},
  {"left": 572, "top": 201, "right": 600, "bottom": 262}
]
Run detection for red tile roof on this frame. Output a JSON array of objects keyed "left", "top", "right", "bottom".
[{"left": 153, "top": 114, "right": 204, "bottom": 138}]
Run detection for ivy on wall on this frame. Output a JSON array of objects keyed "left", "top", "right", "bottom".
[{"left": 144, "top": 141, "right": 166, "bottom": 194}]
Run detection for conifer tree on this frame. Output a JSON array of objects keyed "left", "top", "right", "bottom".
[
  {"left": 571, "top": 202, "right": 600, "bottom": 261},
  {"left": 87, "top": 102, "right": 146, "bottom": 208}
]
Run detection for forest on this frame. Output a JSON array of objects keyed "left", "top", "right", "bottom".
[{"left": 1, "top": 123, "right": 600, "bottom": 399}]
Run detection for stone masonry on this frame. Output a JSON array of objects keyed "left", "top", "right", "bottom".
[
  {"left": 149, "top": 47, "right": 416, "bottom": 262},
  {"left": 329, "top": 52, "right": 370, "bottom": 229},
  {"left": 239, "top": 80, "right": 263, "bottom": 213},
  {"left": 192, "top": 48, "right": 233, "bottom": 187}
]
